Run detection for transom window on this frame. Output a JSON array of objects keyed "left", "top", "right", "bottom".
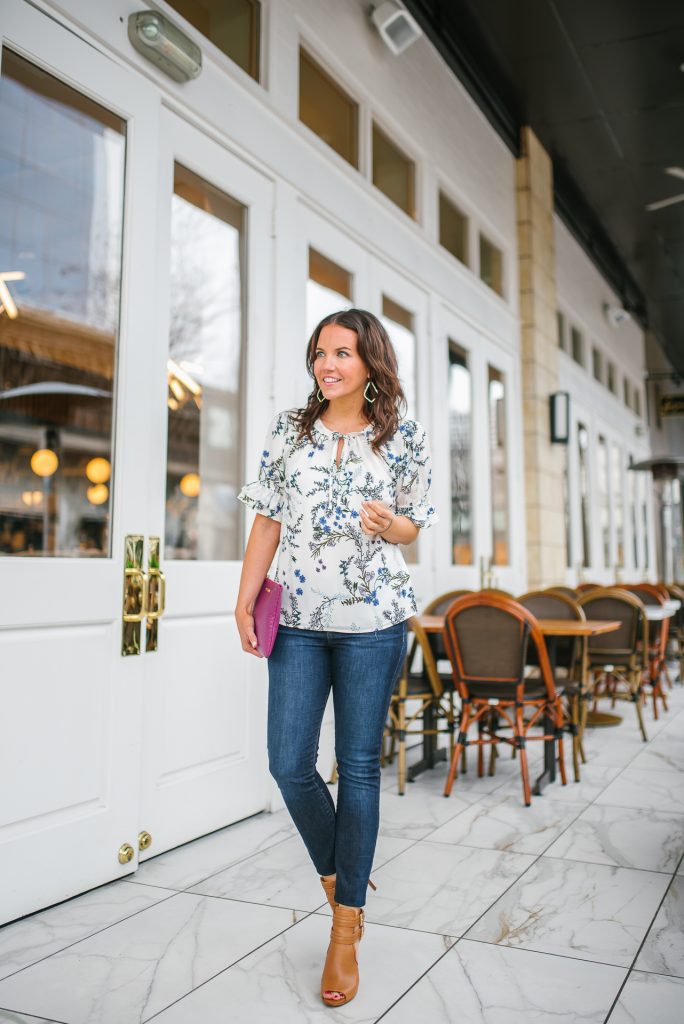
[
  {"left": 165, "top": 0, "right": 261, "bottom": 80},
  {"left": 299, "top": 48, "right": 358, "bottom": 168}
]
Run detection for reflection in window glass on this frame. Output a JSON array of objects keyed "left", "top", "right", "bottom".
[
  {"left": 299, "top": 49, "right": 358, "bottom": 167},
  {"left": 448, "top": 343, "right": 471, "bottom": 564},
  {"left": 597, "top": 435, "right": 610, "bottom": 568},
  {"left": 577, "top": 423, "right": 591, "bottom": 568},
  {"left": 382, "top": 296, "right": 417, "bottom": 563},
  {"left": 166, "top": 0, "right": 261, "bottom": 80},
  {"left": 307, "top": 248, "right": 352, "bottom": 339},
  {"left": 488, "top": 366, "right": 508, "bottom": 565},
  {"left": 372, "top": 123, "right": 415, "bottom": 218},
  {"left": 0, "top": 51, "right": 125, "bottom": 557},
  {"left": 612, "top": 443, "right": 624, "bottom": 567},
  {"left": 165, "top": 164, "right": 244, "bottom": 560}
]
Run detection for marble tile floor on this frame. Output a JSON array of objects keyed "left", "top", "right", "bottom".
[{"left": 0, "top": 684, "right": 683, "bottom": 1024}]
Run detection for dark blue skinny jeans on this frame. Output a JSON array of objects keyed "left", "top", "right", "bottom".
[{"left": 266, "top": 620, "right": 408, "bottom": 908}]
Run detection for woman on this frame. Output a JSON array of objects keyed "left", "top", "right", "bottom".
[{"left": 235, "top": 308, "right": 438, "bottom": 1006}]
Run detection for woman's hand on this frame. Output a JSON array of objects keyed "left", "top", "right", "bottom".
[
  {"left": 359, "top": 499, "right": 395, "bottom": 537},
  {"left": 235, "top": 607, "right": 264, "bottom": 658}
]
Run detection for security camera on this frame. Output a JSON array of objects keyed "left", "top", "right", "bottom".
[{"left": 603, "top": 303, "right": 631, "bottom": 328}]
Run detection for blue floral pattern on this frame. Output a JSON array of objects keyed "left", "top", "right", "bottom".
[{"left": 237, "top": 409, "right": 439, "bottom": 632}]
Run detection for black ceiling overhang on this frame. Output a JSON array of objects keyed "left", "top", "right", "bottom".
[{"left": 404, "top": 0, "right": 684, "bottom": 374}]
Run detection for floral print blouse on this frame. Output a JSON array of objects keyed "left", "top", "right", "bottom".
[{"left": 237, "top": 409, "right": 439, "bottom": 633}]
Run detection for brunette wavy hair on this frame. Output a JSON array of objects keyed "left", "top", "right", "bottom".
[{"left": 292, "top": 308, "right": 407, "bottom": 454}]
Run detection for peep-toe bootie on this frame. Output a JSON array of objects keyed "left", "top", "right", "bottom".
[{"left": 320, "top": 904, "right": 365, "bottom": 1007}]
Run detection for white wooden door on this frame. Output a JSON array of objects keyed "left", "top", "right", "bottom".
[
  {"left": 136, "top": 110, "right": 275, "bottom": 858},
  {"left": 0, "top": 0, "right": 160, "bottom": 923}
]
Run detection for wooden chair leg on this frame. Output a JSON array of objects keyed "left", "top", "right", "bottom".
[
  {"left": 570, "top": 696, "right": 581, "bottom": 783},
  {"left": 515, "top": 706, "right": 531, "bottom": 806},
  {"left": 632, "top": 676, "right": 648, "bottom": 742},
  {"left": 397, "top": 698, "right": 406, "bottom": 796},
  {"left": 555, "top": 702, "right": 567, "bottom": 787},
  {"left": 444, "top": 705, "right": 470, "bottom": 797}
]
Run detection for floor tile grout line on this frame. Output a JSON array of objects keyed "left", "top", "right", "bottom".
[
  {"left": 139, "top": 905, "right": 324, "bottom": 1024},
  {"left": 603, "top": 847, "right": 684, "bottom": 1023},
  {"left": 0, "top": 889, "right": 182, "bottom": 986},
  {"left": 175, "top": 831, "right": 300, "bottom": 893},
  {"left": 0, "top": 1009, "right": 69, "bottom": 1024}
]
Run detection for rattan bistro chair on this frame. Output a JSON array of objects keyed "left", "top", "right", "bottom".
[
  {"left": 547, "top": 586, "right": 579, "bottom": 600},
  {"left": 442, "top": 593, "right": 567, "bottom": 807},
  {"left": 620, "top": 584, "right": 670, "bottom": 715},
  {"left": 518, "top": 590, "right": 588, "bottom": 781},
  {"left": 383, "top": 617, "right": 457, "bottom": 795},
  {"left": 576, "top": 588, "right": 649, "bottom": 741}
]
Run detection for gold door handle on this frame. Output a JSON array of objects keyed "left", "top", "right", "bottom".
[
  {"left": 147, "top": 567, "right": 166, "bottom": 621},
  {"left": 122, "top": 567, "right": 149, "bottom": 622}
]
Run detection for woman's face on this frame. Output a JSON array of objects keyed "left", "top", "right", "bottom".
[{"left": 313, "top": 323, "right": 369, "bottom": 403}]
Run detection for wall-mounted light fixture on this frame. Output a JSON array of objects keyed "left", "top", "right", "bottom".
[
  {"left": 550, "top": 391, "right": 570, "bottom": 444},
  {"left": 370, "top": 2, "right": 423, "bottom": 56},
  {"left": 128, "top": 11, "right": 202, "bottom": 83}
]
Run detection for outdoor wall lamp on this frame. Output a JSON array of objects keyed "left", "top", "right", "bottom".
[
  {"left": 128, "top": 11, "right": 202, "bottom": 82},
  {"left": 370, "top": 2, "right": 422, "bottom": 55},
  {"left": 549, "top": 391, "right": 570, "bottom": 444}
]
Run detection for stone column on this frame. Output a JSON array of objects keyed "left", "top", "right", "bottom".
[{"left": 516, "top": 127, "right": 566, "bottom": 588}]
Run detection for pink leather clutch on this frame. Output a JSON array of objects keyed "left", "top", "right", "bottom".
[{"left": 253, "top": 576, "right": 283, "bottom": 657}]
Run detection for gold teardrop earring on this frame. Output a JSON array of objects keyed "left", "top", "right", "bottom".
[{"left": 364, "top": 378, "right": 379, "bottom": 404}]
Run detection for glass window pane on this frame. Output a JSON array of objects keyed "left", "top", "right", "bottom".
[
  {"left": 629, "top": 462, "right": 638, "bottom": 568},
  {"left": 634, "top": 389, "right": 641, "bottom": 417},
  {"left": 642, "top": 473, "right": 650, "bottom": 569},
  {"left": 488, "top": 365, "right": 509, "bottom": 565},
  {"left": 571, "top": 326, "right": 583, "bottom": 366},
  {"left": 372, "top": 123, "right": 415, "bottom": 217},
  {"left": 381, "top": 296, "right": 415, "bottom": 420},
  {"left": 623, "top": 377, "right": 631, "bottom": 407},
  {"left": 612, "top": 443, "right": 624, "bottom": 567},
  {"left": 557, "top": 310, "right": 565, "bottom": 350},
  {"left": 0, "top": 50, "right": 125, "bottom": 558},
  {"left": 577, "top": 423, "right": 591, "bottom": 569},
  {"left": 439, "top": 193, "right": 468, "bottom": 265},
  {"left": 299, "top": 50, "right": 358, "bottom": 168},
  {"left": 307, "top": 248, "right": 352, "bottom": 338},
  {"left": 448, "top": 342, "right": 471, "bottom": 564},
  {"left": 592, "top": 347, "right": 602, "bottom": 382},
  {"left": 479, "top": 235, "right": 503, "bottom": 296},
  {"left": 597, "top": 435, "right": 610, "bottom": 568},
  {"left": 165, "top": 0, "right": 260, "bottom": 80},
  {"left": 607, "top": 362, "right": 616, "bottom": 394},
  {"left": 165, "top": 164, "right": 244, "bottom": 561}
]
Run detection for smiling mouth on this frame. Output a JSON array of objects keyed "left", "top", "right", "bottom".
[{"left": 322, "top": 378, "right": 342, "bottom": 385}]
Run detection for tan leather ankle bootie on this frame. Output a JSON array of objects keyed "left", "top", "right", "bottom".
[{"left": 320, "top": 904, "right": 364, "bottom": 1006}]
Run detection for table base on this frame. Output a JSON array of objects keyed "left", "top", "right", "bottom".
[
  {"left": 586, "top": 710, "right": 623, "bottom": 727},
  {"left": 407, "top": 747, "right": 447, "bottom": 781}
]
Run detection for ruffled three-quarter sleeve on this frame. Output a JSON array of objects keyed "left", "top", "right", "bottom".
[
  {"left": 395, "top": 419, "right": 439, "bottom": 530},
  {"left": 237, "top": 410, "right": 289, "bottom": 523}
]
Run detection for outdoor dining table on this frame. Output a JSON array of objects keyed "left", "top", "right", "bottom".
[{"left": 409, "top": 614, "right": 621, "bottom": 794}]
